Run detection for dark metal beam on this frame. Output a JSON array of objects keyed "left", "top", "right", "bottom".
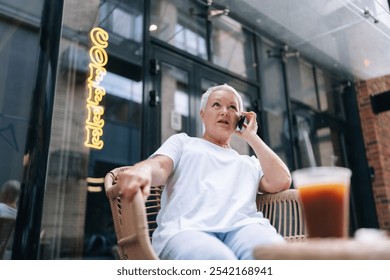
[{"left": 12, "top": 0, "right": 64, "bottom": 259}]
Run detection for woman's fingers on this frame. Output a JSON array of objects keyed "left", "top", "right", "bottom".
[
  {"left": 116, "top": 169, "right": 151, "bottom": 201},
  {"left": 237, "top": 111, "right": 258, "bottom": 133}
]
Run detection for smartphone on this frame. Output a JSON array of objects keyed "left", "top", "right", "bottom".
[{"left": 236, "top": 115, "right": 246, "bottom": 131}]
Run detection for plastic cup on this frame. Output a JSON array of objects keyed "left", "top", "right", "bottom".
[{"left": 292, "top": 166, "right": 352, "bottom": 238}]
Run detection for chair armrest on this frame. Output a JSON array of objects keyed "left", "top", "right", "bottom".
[{"left": 104, "top": 166, "right": 159, "bottom": 260}]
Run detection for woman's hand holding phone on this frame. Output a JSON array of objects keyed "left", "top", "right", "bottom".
[{"left": 235, "top": 111, "right": 259, "bottom": 140}]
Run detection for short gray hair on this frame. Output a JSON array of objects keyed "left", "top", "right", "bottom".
[
  {"left": 0, "top": 180, "right": 21, "bottom": 204},
  {"left": 200, "top": 84, "right": 243, "bottom": 112}
]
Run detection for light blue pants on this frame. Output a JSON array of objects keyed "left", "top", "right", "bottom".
[{"left": 159, "top": 223, "right": 285, "bottom": 260}]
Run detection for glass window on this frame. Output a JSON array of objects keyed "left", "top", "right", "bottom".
[
  {"left": 39, "top": 0, "right": 144, "bottom": 260},
  {"left": 0, "top": 0, "right": 43, "bottom": 259},
  {"left": 288, "top": 59, "right": 318, "bottom": 109},
  {"left": 102, "top": 72, "right": 142, "bottom": 124},
  {"left": 317, "top": 127, "right": 337, "bottom": 166},
  {"left": 315, "top": 68, "right": 331, "bottom": 111},
  {"left": 315, "top": 68, "right": 346, "bottom": 117},
  {"left": 295, "top": 122, "right": 344, "bottom": 168},
  {"left": 258, "top": 39, "right": 292, "bottom": 167},
  {"left": 99, "top": 0, "right": 144, "bottom": 65},
  {"left": 100, "top": 0, "right": 143, "bottom": 42},
  {"left": 160, "top": 63, "right": 190, "bottom": 143},
  {"left": 150, "top": 0, "right": 256, "bottom": 80},
  {"left": 211, "top": 15, "right": 256, "bottom": 80},
  {"left": 150, "top": 0, "right": 207, "bottom": 59},
  {"left": 0, "top": 0, "right": 43, "bottom": 17}
]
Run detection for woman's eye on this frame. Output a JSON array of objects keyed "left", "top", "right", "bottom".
[
  {"left": 229, "top": 105, "right": 237, "bottom": 110},
  {"left": 212, "top": 102, "right": 220, "bottom": 107}
]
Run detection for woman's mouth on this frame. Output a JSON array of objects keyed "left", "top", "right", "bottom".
[{"left": 217, "top": 119, "right": 230, "bottom": 125}]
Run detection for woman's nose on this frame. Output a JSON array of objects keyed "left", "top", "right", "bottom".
[{"left": 220, "top": 107, "right": 229, "bottom": 115}]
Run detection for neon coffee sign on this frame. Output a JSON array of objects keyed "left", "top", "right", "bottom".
[{"left": 84, "top": 27, "right": 109, "bottom": 150}]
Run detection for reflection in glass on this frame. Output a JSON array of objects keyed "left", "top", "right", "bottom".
[
  {"left": 150, "top": 0, "right": 207, "bottom": 59},
  {"left": 99, "top": 0, "right": 143, "bottom": 41},
  {"left": 258, "top": 39, "right": 292, "bottom": 166},
  {"left": 0, "top": 1, "right": 43, "bottom": 259},
  {"left": 267, "top": 112, "right": 290, "bottom": 165},
  {"left": 102, "top": 72, "right": 142, "bottom": 103},
  {"left": 160, "top": 63, "right": 189, "bottom": 143},
  {"left": 314, "top": 69, "right": 330, "bottom": 111},
  {"left": 211, "top": 15, "right": 256, "bottom": 80},
  {"left": 99, "top": 0, "right": 144, "bottom": 65},
  {"left": 296, "top": 125, "right": 342, "bottom": 168},
  {"left": 101, "top": 72, "right": 142, "bottom": 124},
  {"left": 317, "top": 127, "right": 336, "bottom": 166},
  {"left": 288, "top": 59, "right": 317, "bottom": 109}
]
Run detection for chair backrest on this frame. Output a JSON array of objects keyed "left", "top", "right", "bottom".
[
  {"left": 0, "top": 217, "right": 16, "bottom": 259},
  {"left": 145, "top": 185, "right": 164, "bottom": 239},
  {"left": 257, "top": 189, "right": 306, "bottom": 242}
]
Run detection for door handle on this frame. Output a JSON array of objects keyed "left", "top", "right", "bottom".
[{"left": 149, "top": 90, "right": 160, "bottom": 107}]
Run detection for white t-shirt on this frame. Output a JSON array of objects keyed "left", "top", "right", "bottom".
[
  {"left": 150, "top": 133, "right": 271, "bottom": 255},
  {"left": 0, "top": 203, "right": 17, "bottom": 219}
]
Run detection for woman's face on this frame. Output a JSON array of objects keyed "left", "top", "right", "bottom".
[{"left": 201, "top": 89, "right": 241, "bottom": 137}]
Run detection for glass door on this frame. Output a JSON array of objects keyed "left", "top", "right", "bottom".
[{"left": 150, "top": 47, "right": 259, "bottom": 156}]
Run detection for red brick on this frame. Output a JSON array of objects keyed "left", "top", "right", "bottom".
[{"left": 357, "top": 74, "right": 390, "bottom": 231}]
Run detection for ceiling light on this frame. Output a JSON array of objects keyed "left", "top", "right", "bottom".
[
  {"left": 149, "top": 24, "right": 158, "bottom": 32},
  {"left": 363, "top": 59, "right": 371, "bottom": 67}
]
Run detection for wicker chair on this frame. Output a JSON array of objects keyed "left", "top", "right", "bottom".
[
  {"left": 104, "top": 166, "right": 306, "bottom": 260},
  {"left": 0, "top": 217, "right": 16, "bottom": 259}
]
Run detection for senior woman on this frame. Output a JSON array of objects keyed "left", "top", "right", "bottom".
[{"left": 117, "top": 84, "right": 291, "bottom": 260}]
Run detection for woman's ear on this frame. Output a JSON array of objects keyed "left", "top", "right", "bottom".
[{"left": 200, "top": 110, "right": 205, "bottom": 119}]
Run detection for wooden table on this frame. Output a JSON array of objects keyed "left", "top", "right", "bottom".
[{"left": 254, "top": 238, "right": 390, "bottom": 260}]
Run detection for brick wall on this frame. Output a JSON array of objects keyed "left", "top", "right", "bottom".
[{"left": 356, "top": 76, "right": 390, "bottom": 231}]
